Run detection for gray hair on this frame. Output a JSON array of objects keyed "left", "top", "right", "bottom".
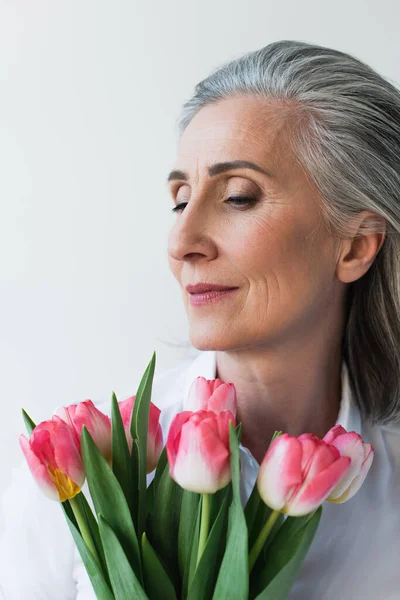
[{"left": 168, "top": 40, "right": 400, "bottom": 426}]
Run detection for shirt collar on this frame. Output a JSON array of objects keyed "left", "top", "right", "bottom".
[{"left": 182, "top": 350, "right": 362, "bottom": 435}]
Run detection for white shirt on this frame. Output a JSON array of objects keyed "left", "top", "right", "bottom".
[{"left": 1, "top": 350, "right": 400, "bottom": 599}]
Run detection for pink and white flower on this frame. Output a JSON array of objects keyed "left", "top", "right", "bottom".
[
  {"left": 323, "top": 425, "right": 374, "bottom": 503},
  {"left": 56, "top": 400, "right": 112, "bottom": 464},
  {"left": 20, "top": 416, "right": 85, "bottom": 502},
  {"left": 186, "top": 377, "right": 237, "bottom": 418},
  {"left": 257, "top": 432, "right": 352, "bottom": 516},
  {"left": 166, "top": 409, "right": 236, "bottom": 494},
  {"left": 118, "top": 395, "right": 163, "bottom": 473}
]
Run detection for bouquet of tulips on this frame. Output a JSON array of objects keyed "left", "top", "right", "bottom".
[{"left": 20, "top": 353, "right": 373, "bottom": 600}]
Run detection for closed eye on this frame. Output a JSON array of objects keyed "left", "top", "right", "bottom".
[{"left": 171, "top": 196, "right": 258, "bottom": 213}]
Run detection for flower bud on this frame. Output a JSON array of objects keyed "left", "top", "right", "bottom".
[
  {"left": 56, "top": 400, "right": 112, "bottom": 464},
  {"left": 323, "top": 425, "right": 374, "bottom": 503},
  {"left": 118, "top": 395, "right": 163, "bottom": 473},
  {"left": 257, "top": 432, "right": 352, "bottom": 516},
  {"left": 186, "top": 377, "right": 237, "bottom": 418},
  {"left": 166, "top": 409, "right": 236, "bottom": 494},
  {"left": 20, "top": 416, "right": 85, "bottom": 502}
]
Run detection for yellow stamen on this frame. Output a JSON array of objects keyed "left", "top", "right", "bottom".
[{"left": 48, "top": 465, "right": 81, "bottom": 501}]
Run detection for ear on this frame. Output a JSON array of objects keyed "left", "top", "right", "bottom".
[{"left": 336, "top": 210, "right": 386, "bottom": 284}]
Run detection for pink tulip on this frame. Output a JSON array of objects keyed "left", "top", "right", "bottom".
[
  {"left": 118, "top": 395, "right": 163, "bottom": 473},
  {"left": 20, "top": 416, "right": 85, "bottom": 502},
  {"left": 166, "top": 409, "right": 236, "bottom": 494},
  {"left": 56, "top": 400, "right": 112, "bottom": 464},
  {"left": 322, "top": 425, "right": 374, "bottom": 503},
  {"left": 186, "top": 377, "right": 237, "bottom": 418},
  {"left": 257, "top": 432, "right": 352, "bottom": 516}
]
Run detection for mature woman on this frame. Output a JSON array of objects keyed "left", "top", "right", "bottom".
[{"left": 1, "top": 40, "right": 400, "bottom": 599}]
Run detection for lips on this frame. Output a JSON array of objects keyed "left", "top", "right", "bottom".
[{"left": 186, "top": 283, "right": 237, "bottom": 294}]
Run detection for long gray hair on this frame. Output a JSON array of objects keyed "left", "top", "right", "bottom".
[{"left": 166, "top": 40, "right": 400, "bottom": 426}]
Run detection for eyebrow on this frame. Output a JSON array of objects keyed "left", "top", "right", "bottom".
[{"left": 166, "top": 160, "right": 272, "bottom": 184}]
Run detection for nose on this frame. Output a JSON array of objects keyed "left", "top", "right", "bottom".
[{"left": 167, "top": 202, "right": 217, "bottom": 264}]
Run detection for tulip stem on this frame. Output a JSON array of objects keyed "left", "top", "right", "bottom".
[
  {"left": 197, "top": 493, "right": 211, "bottom": 567},
  {"left": 69, "top": 495, "right": 101, "bottom": 569},
  {"left": 248, "top": 509, "right": 280, "bottom": 572}
]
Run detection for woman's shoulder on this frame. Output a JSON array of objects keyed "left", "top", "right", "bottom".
[{"left": 362, "top": 418, "right": 400, "bottom": 481}]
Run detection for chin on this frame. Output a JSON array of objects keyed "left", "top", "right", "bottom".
[{"left": 188, "top": 328, "right": 237, "bottom": 352}]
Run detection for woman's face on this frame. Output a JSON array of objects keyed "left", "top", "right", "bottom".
[{"left": 167, "top": 95, "right": 342, "bottom": 350}]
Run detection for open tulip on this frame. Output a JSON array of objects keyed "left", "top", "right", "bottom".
[
  {"left": 322, "top": 425, "right": 374, "bottom": 503},
  {"left": 56, "top": 400, "right": 112, "bottom": 464},
  {"left": 118, "top": 395, "right": 163, "bottom": 473},
  {"left": 186, "top": 377, "right": 237, "bottom": 418},
  {"left": 257, "top": 432, "right": 352, "bottom": 516},
  {"left": 20, "top": 416, "right": 85, "bottom": 502},
  {"left": 166, "top": 409, "right": 236, "bottom": 494}
]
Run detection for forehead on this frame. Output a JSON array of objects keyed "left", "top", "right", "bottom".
[{"left": 177, "top": 95, "right": 292, "bottom": 171}]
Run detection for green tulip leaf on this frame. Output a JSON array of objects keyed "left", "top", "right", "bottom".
[
  {"left": 130, "top": 352, "right": 156, "bottom": 537},
  {"left": 111, "top": 391, "right": 137, "bottom": 526},
  {"left": 141, "top": 532, "right": 177, "bottom": 600},
  {"left": 146, "top": 456, "right": 183, "bottom": 591},
  {"left": 178, "top": 490, "right": 201, "bottom": 582},
  {"left": 251, "top": 506, "right": 322, "bottom": 600},
  {"left": 98, "top": 513, "right": 149, "bottom": 600},
  {"left": 212, "top": 422, "right": 249, "bottom": 600},
  {"left": 80, "top": 425, "right": 143, "bottom": 585},
  {"left": 69, "top": 492, "right": 110, "bottom": 583},
  {"left": 187, "top": 498, "right": 202, "bottom": 595},
  {"left": 22, "top": 409, "right": 36, "bottom": 436},
  {"left": 188, "top": 491, "right": 229, "bottom": 600},
  {"left": 63, "top": 508, "right": 114, "bottom": 600},
  {"left": 146, "top": 444, "right": 168, "bottom": 517},
  {"left": 61, "top": 498, "right": 79, "bottom": 531}
]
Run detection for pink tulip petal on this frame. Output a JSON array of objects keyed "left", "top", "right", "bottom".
[
  {"left": 257, "top": 434, "right": 303, "bottom": 511},
  {"left": 19, "top": 435, "right": 59, "bottom": 501},
  {"left": 50, "top": 418, "right": 85, "bottom": 488},
  {"left": 347, "top": 445, "right": 374, "bottom": 496},
  {"left": 30, "top": 423, "right": 57, "bottom": 467},
  {"left": 288, "top": 455, "right": 351, "bottom": 516},
  {"left": 118, "top": 396, "right": 135, "bottom": 453},
  {"left": 329, "top": 444, "right": 374, "bottom": 503},
  {"left": 186, "top": 377, "right": 237, "bottom": 417},
  {"left": 322, "top": 424, "right": 347, "bottom": 445},
  {"left": 148, "top": 403, "right": 162, "bottom": 440},
  {"left": 208, "top": 383, "right": 237, "bottom": 417},
  {"left": 302, "top": 442, "right": 340, "bottom": 481},
  {"left": 146, "top": 403, "right": 163, "bottom": 472},
  {"left": 215, "top": 410, "right": 236, "bottom": 447},
  {"left": 20, "top": 418, "right": 85, "bottom": 501},
  {"left": 118, "top": 396, "right": 135, "bottom": 429},
  {"left": 171, "top": 417, "right": 230, "bottom": 493},
  {"left": 209, "top": 378, "right": 224, "bottom": 392},
  {"left": 197, "top": 416, "right": 231, "bottom": 476},
  {"left": 71, "top": 401, "right": 111, "bottom": 460},
  {"left": 326, "top": 434, "right": 366, "bottom": 499},
  {"left": 166, "top": 411, "right": 194, "bottom": 466},
  {"left": 297, "top": 434, "right": 320, "bottom": 472},
  {"left": 119, "top": 396, "right": 163, "bottom": 471},
  {"left": 186, "top": 377, "right": 210, "bottom": 412},
  {"left": 55, "top": 405, "right": 80, "bottom": 447},
  {"left": 167, "top": 409, "right": 233, "bottom": 493}
]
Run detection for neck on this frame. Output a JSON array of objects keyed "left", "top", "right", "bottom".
[{"left": 215, "top": 342, "right": 343, "bottom": 465}]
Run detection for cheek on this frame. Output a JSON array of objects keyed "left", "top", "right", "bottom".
[
  {"left": 226, "top": 214, "right": 294, "bottom": 278},
  {"left": 232, "top": 214, "right": 332, "bottom": 300}
]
